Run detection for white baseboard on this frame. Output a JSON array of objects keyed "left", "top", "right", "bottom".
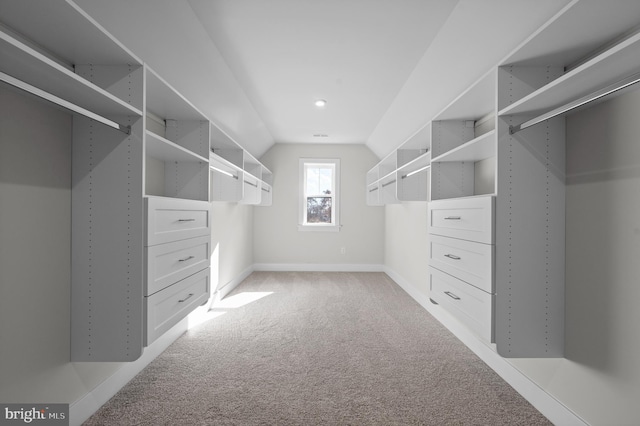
[
  {"left": 215, "top": 264, "right": 255, "bottom": 300},
  {"left": 253, "top": 263, "right": 384, "bottom": 272},
  {"left": 69, "top": 318, "right": 189, "bottom": 426},
  {"left": 383, "top": 266, "right": 588, "bottom": 426}
]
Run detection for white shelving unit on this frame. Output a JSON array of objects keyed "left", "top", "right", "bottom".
[
  {"left": 371, "top": 0, "right": 640, "bottom": 358},
  {"left": 430, "top": 69, "right": 496, "bottom": 201},
  {"left": 0, "top": 0, "right": 261, "bottom": 361},
  {"left": 142, "top": 67, "right": 212, "bottom": 347},
  {"left": 0, "top": 0, "right": 145, "bottom": 362},
  {"left": 145, "top": 67, "right": 210, "bottom": 202},
  {"left": 490, "top": 0, "right": 640, "bottom": 358},
  {"left": 366, "top": 123, "right": 431, "bottom": 205},
  {"left": 209, "top": 123, "right": 272, "bottom": 205}
]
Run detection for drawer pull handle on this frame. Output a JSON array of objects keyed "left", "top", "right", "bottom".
[
  {"left": 444, "top": 291, "right": 461, "bottom": 300},
  {"left": 444, "top": 254, "right": 461, "bottom": 260},
  {"left": 178, "top": 218, "right": 196, "bottom": 222},
  {"left": 178, "top": 293, "right": 194, "bottom": 303},
  {"left": 444, "top": 216, "right": 461, "bottom": 220},
  {"left": 178, "top": 255, "right": 195, "bottom": 262}
]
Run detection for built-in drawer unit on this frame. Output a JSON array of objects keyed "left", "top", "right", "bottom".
[
  {"left": 145, "top": 267, "right": 210, "bottom": 345},
  {"left": 428, "top": 195, "right": 495, "bottom": 342},
  {"left": 428, "top": 234, "right": 494, "bottom": 293},
  {"left": 427, "top": 196, "right": 494, "bottom": 244},
  {"left": 145, "top": 197, "right": 211, "bottom": 246},
  {"left": 430, "top": 267, "right": 494, "bottom": 342},
  {"left": 145, "top": 235, "right": 211, "bottom": 295},
  {"left": 144, "top": 196, "right": 211, "bottom": 346}
]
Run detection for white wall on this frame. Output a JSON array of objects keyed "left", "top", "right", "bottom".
[
  {"left": 210, "top": 202, "right": 254, "bottom": 295},
  {"left": 384, "top": 203, "right": 429, "bottom": 298},
  {"left": 254, "top": 143, "right": 384, "bottom": 268}
]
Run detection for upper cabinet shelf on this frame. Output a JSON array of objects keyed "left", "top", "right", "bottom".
[
  {"left": 366, "top": 123, "right": 431, "bottom": 205},
  {"left": 498, "top": 0, "right": 640, "bottom": 117},
  {"left": 209, "top": 122, "right": 273, "bottom": 205},
  {"left": 432, "top": 130, "right": 495, "bottom": 163},
  {"left": 0, "top": 0, "right": 143, "bottom": 120},
  {"left": 499, "top": 30, "right": 640, "bottom": 117}
]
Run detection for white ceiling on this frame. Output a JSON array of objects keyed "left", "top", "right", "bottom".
[
  {"left": 187, "top": 0, "right": 458, "bottom": 147},
  {"left": 76, "top": 0, "right": 572, "bottom": 159}
]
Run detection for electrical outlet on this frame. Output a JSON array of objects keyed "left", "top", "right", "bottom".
[{"left": 340, "top": 247, "right": 346, "bottom": 255}]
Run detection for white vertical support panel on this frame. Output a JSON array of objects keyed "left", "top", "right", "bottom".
[
  {"left": 71, "top": 114, "right": 144, "bottom": 362},
  {"left": 495, "top": 115, "right": 565, "bottom": 357}
]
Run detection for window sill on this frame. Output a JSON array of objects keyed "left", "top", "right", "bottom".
[{"left": 298, "top": 224, "right": 341, "bottom": 232}]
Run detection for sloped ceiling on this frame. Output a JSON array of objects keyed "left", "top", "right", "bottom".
[{"left": 75, "top": 0, "right": 571, "bottom": 159}]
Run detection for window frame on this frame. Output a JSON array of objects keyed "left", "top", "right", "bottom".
[{"left": 298, "top": 158, "right": 341, "bottom": 232}]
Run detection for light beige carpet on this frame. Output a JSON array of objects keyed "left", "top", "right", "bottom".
[{"left": 85, "top": 271, "right": 551, "bottom": 425}]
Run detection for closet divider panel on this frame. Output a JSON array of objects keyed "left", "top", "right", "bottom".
[
  {"left": 495, "top": 115, "right": 565, "bottom": 357},
  {"left": 71, "top": 115, "right": 144, "bottom": 362}
]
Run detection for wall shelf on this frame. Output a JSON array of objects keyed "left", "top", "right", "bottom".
[
  {"left": 146, "top": 130, "right": 208, "bottom": 163},
  {"left": 499, "top": 30, "right": 640, "bottom": 118},
  {"left": 209, "top": 122, "right": 272, "bottom": 205},
  {"left": 366, "top": 123, "right": 431, "bottom": 204},
  {"left": 0, "top": 8, "right": 143, "bottom": 122},
  {"left": 432, "top": 130, "right": 495, "bottom": 163}
]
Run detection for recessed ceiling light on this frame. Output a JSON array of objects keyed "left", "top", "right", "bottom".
[
  {"left": 313, "top": 134, "right": 329, "bottom": 138},
  {"left": 314, "top": 99, "right": 327, "bottom": 108}
]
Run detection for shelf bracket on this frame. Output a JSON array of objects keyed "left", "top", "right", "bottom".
[
  {"left": 509, "top": 71, "right": 640, "bottom": 135},
  {"left": 0, "top": 71, "right": 131, "bottom": 135}
]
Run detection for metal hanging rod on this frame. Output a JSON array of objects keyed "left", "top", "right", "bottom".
[
  {"left": 510, "top": 71, "right": 640, "bottom": 135},
  {"left": 244, "top": 180, "right": 258, "bottom": 188},
  {"left": 0, "top": 71, "right": 131, "bottom": 135},
  {"left": 401, "top": 164, "right": 430, "bottom": 179},
  {"left": 381, "top": 179, "right": 397, "bottom": 188},
  {"left": 261, "top": 187, "right": 270, "bottom": 193},
  {"left": 210, "top": 165, "right": 238, "bottom": 180},
  {"left": 368, "top": 186, "right": 379, "bottom": 193}
]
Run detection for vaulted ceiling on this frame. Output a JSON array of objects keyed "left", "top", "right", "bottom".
[{"left": 75, "top": 0, "right": 571, "bottom": 159}]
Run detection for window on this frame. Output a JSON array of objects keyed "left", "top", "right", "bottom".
[{"left": 299, "top": 159, "right": 340, "bottom": 232}]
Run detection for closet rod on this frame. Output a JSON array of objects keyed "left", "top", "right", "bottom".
[
  {"left": 0, "top": 71, "right": 131, "bottom": 135},
  {"left": 401, "top": 165, "right": 430, "bottom": 179},
  {"left": 244, "top": 180, "right": 258, "bottom": 188},
  {"left": 210, "top": 165, "right": 238, "bottom": 180},
  {"left": 510, "top": 72, "right": 640, "bottom": 135}
]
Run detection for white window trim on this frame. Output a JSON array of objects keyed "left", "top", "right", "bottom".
[{"left": 298, "top": 158, "right": 341, "bottom": 232}]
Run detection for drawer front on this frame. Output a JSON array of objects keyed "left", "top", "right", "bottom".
[
  {"left": 429, "top": 234, "right": 494, "bottom": 293},
  {"left": 145, "top": 267, "right": 210, "bottom": 345},
  {"left": 428, "top": 196, "right": 494, "bottom": 244},
  {"left": 145, "top": 235, "right": 210, "bottom": 295},
  {"left": 145, "top": 197, "right": 211, "bottom": 246},
  {"left": 430, "top": 267, "right": 494, "bottom": 342}
]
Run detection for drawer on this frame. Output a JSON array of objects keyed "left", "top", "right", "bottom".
[
  {"left": 429, "top": 234, "right": 494, "bottom": 293},
  {"left": 145, "top": 267, "right": 210, "bottom": 345},
  {"left": 428, "top": 196, "right": 494, "bottom": 244},
  {"left": 145, "top": 197, "right": 211, "bottom": 246},
  {"left": 145, "top": 235, "right": 210, "bottom": 295},
  {"left": 430, "top": 267, "right": 494, "bottom": 342}
]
